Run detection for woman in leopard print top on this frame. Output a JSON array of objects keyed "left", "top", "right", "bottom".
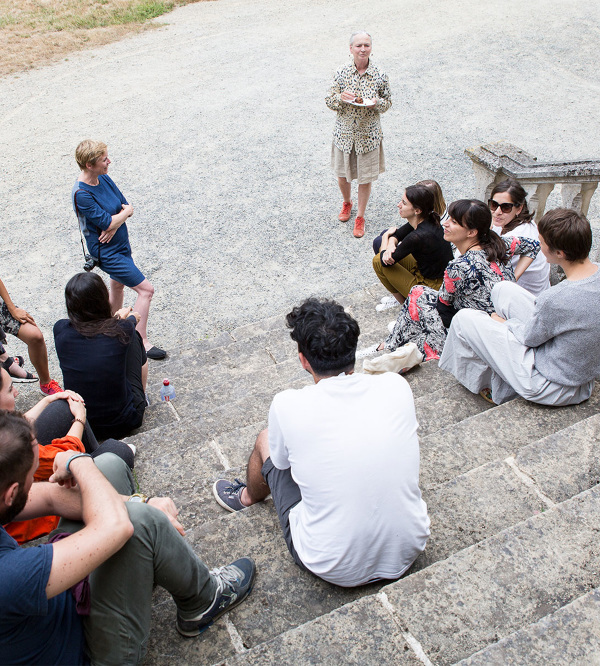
[{"left": 325, "top": 31, "right": 392, "bottom": 238}]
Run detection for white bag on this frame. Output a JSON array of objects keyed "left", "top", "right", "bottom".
[{"left": 362, "top": 342, "right": 423, "bottom": 375}]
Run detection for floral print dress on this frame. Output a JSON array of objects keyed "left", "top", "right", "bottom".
[{"left": 385, "top": 236, "right": 540, "bottom": 361}]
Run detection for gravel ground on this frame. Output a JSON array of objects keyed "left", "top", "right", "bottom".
[{"left": 1, "top": 0, "right": 599, "bottom": 378}]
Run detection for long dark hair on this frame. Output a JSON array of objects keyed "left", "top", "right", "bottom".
[
  {"left": 491, "top": 179, "right": 534, "bottom": 234},
  {"left": 448, "top": 199, "right": 508, "bottom": 264},
  {"left": 405, "top": 184, "right": 441, "bottom": 227},
  {"left": 416, "top": 179, "right": 446, "bottom": 217},
  {"left": 65, "top": 273, "right": 130, "bottom": 343}
]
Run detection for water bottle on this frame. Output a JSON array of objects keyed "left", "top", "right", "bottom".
[{"left": 160, "top": 379, "right": 176, "bottom": 402}]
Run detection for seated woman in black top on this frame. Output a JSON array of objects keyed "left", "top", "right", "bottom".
[
  {"left": 54, "top": 272, "right": 148, "bottom": 440},
  {"left": 372, "top": 183, "right": 454, "bottom": 311}
]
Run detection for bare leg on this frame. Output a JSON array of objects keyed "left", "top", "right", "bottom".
[
  {"left": 109, "top": 279, "right": 125, "bottom": 315},
  {"left": 240, "top": 429, "right": 271, "bottom": 506},
  {"left": 17, "top": 323, "right": 50, "bottom": 384},
  {"left": 393, "top": 293, "right": 405, "bottom": 305},
  {"left": 131, "top": 279, "right": 155, "bottom": 349},
  {"left": 357, "top": 182, "right": 372, "bottom": 218},
  {"left": 337, "top": 177, "right": 352, "bottom": 203}
]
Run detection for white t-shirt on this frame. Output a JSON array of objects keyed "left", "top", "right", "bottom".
[
  {"left": 492, "top": 221, "right": 550, "bottom": 295},
  {"left": 268, "top": 371, "right": 430, "bottom": 587}
]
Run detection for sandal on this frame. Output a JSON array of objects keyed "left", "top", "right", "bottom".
[
  {"left": 11, "top": 371, "right": 38, "bottom": 383},
  {"left": 479, "top": 388, "right": 496, "bottom": 404},
  {"left": 2, "top": 356, "right": 38, "bottom": 382}
]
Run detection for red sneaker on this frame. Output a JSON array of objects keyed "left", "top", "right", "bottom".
[
  {"left": 338, "top": 201, "right": 353, "bottom": 222},
  {"left": 353, "top": 216, "right": 365, "bottom": 238},
  {"left": 40, "top": 379, "right": 62, "bottom": 396}
]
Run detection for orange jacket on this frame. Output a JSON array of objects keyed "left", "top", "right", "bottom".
[{"left": 6, "top": 436, "right": 85, "bottom": 544}]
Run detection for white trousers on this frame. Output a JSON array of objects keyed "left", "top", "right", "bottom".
[{"left": 439, "top": 281, "right": 594, "bottom": 406}]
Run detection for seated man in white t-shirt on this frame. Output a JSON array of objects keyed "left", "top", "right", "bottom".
[{"left": 213, "top": 297, "right": 430, "bottom": 587}]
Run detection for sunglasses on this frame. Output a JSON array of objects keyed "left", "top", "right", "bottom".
[{"left": 488, "top": 199, "right": 517, "bottom": 214}]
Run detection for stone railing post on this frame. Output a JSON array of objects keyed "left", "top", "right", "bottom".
[{"left": 464, "top": 141, "right": 600, "bottom": 262}]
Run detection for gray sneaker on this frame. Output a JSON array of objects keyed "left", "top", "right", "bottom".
[
  {"left": 176, "top": 558, "right": 256, "bottom": 637},
  {"left": 213, "top": 478, "right": 247, "bottom": 512}
]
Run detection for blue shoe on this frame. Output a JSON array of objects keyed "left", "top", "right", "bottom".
[
  {"left": 176, "top": 558, "right": 256, "bottom": 637},
  {"left": 213, "top": 478, "right": 247, "bottom": 512}
]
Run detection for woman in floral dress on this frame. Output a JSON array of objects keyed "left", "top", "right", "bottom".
[{"left": 358, "top": 200, "right": 540, "bottom": 361}]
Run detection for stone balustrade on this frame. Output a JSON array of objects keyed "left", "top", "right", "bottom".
[
  {"left": 465, "top": 141, "right": 600, "bottom": 262},
  {"left": 465, "top": 141, "right": 600, "bottom": 221}
]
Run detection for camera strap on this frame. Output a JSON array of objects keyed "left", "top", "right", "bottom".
[{"left": 73, "top": 189, "right": 89, "bottom": 261}]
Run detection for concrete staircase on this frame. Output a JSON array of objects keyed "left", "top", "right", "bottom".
[{"left": 121, "top": 284, "right": 600, "bottom": 665}]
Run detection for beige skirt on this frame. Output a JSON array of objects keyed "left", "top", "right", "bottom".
[{"left": 331, "top": 142, "right": 385, "bottom": 185}]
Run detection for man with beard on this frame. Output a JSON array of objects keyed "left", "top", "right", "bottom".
[{"left": 0, "top": 412, "right": 255, "bottom": 664}]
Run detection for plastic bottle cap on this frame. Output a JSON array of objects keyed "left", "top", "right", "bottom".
[{"left": 163, "top": 379, "right": 170, "bottom": 386}]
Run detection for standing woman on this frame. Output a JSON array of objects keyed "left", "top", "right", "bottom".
[
  {"left": 489, "top": 179, "right": 550, "bottom": 295},
  {"left": 326, "top": 31, "right": 392, "bottom": 238},
  {"left": 372, "top": 184, "right": 453, "bottom": 310},
  {"left": 72, "top": 139, "right": 166, "bottom": 359}
]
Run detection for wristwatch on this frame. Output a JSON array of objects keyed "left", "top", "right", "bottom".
[{"left": 127, "top": 493, "right": 150, "bottom": 503}]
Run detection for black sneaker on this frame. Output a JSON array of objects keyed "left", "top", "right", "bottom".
[
  {"left": 213, "top": 478, "right": 247, "bottom": 512},
  {"left": 176, "top": 557, "right": 256, "bottom": 637}
]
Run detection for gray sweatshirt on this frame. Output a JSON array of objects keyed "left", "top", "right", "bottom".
[{"left": 508, "top": 265, "right": 600, "bottom": 386}]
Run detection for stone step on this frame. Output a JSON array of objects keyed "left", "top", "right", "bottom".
[
  {"left": 414, "top": 379, "right": 493, "bottom": 438},
  {"left": 149, "top": 285, "right": 387, "bottom": 388},
  {"left": 419, "top": 382, "right": 600, "bottom": 489},
  {"left": 455, "top": 586, "right": 600, "bottom": 665},
  {"left": 418, "top": 412, "right": 600, "bottom": 569},
  {"left": 141, "top": 362, "right": 483, "bottom": 451},
  {"left": 126, "top": 420, "right": 227, "bottom": 532},
  {"left": 223, "top": 483, "right": 600, "bottom": 665},
  {"left": 13, "top": 284, "right": 388, "bottom": 427},
  {"left": 131, "top": 362, "right": 490, "bottom": 526},
  {"left": 142, "top": 412, "right": 600, "bottom": 665}
]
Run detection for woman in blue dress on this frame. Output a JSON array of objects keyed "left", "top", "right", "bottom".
[{"left": 72, "top": 139, "right": 165, "bottom": 359}]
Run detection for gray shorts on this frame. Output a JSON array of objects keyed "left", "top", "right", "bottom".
[
  {"left": 261, "top": 457, "right": 309, "bottom": 571},
  {"left": 0, "top": 303, "right": 21, "bottom": 338}
]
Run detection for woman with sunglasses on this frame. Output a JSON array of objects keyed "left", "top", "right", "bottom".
[
  {"left": 357, "top": 200, "right": 540, "bottom": 361},
  {"left": 489, "top": 179, "right": 550, "bottom": 295}
]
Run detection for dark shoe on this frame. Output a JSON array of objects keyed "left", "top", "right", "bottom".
[
  {"left": 176, "top": 557, "right": 256, "bottom": 637},
  {"left": 146, "top": 346, "right": 167, "bottom": 360},
  {"left": 213, "top": 478, "right": 247, "bottom": 512}
]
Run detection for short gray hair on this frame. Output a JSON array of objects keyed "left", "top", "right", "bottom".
[{"left": 349, "top": 31, "right": 372, "bottom": 46}]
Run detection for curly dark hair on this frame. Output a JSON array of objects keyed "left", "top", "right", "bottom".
[{"left": 286, "top": 298, "right": 360, "bottom": 376}]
